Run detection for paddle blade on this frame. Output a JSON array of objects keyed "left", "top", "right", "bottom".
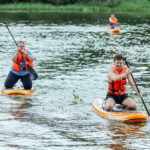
[{"left": 27, "top": 64, "right": 38, "bottom": 80}]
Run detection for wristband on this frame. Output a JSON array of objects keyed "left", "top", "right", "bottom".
[{"left": 126, "top": 72, "right": 128, "bottom": 76}]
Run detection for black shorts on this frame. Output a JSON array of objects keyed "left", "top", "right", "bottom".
[{"left": 106, "top": 93, "right": 129, "bottom": 104}]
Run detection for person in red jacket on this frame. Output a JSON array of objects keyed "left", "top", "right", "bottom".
[
  {"left": 109, "top": 14, "right": 118, "bottom": 29},
  {"left": 104, "top": 55, "right": 142, "bottom": 111},
  {"left": 3, "top": 41, "right": 34, "bottom": 89}
]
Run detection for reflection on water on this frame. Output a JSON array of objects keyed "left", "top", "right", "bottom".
[
  {"left": 0, "top": 11, "right": 150, "bottom": 149},
  {"left": 106, "top": 121, "right": 147, "bottom": 150},
  {"left": 3, "top": 96, "right": 32, "bottom": 149},
  {"left": 8, "top": 96, "right": 32, "bottom": 121}
]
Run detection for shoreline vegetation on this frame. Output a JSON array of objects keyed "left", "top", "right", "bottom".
[{"left": 0, "top": 0, "right": 150, "bottom": 13}]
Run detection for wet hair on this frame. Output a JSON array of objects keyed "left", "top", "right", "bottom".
[
  {"left": 114, "top": 55, "right": 124, "bottom": 62},
  {"left": 17, "top": 41, "right": 25, "bottom": 45}
]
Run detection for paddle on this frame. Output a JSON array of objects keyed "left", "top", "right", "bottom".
[
  {"left": 3, "top": 22, "right": 38, "bottom": 80},
  {"left": 124, "top": 58, "right": 150, "bottom": 116}
]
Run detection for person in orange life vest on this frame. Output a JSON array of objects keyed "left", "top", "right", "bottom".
[
  {"left": 104, "top": 55, "right": 142, "bottom": 111},
  {"left": 109, "top": 14, "right": 118, "bottom": 29},
  {"left": 4, "top": 41, "right": 34, "bottom": 90}
]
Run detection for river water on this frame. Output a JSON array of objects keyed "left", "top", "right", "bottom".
[{"left": 0, "top": 12, "right": 150, "bottom": 150}]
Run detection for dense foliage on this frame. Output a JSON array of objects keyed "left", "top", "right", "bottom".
[
  {"left": 0, "top": 0, "right": 149, "bottom": 9},
  {"left": 0, "top": 0, "right": 77, "bottom": 5},
  {"left": 0, "top": 0, "right": 121, "bottom": 7}
]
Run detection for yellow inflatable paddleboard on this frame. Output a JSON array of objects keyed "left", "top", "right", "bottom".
[
  {"left": 92, "top": 98, "right": 148, "bottom": 123},
  {"left": 1, "top": 87, "right": 35, "bottom": 96}
]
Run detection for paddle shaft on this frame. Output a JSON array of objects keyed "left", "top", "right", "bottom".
[
  {"left": 4, "top": 23, "right": 28, "bottom": 64},
  {"left": 124, "top": 58, "right": 150, "bottom": 116},
  {"left": 4, "top": 22, "right": 38, "bottom": 80}
]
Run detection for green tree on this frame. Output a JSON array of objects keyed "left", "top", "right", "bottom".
[
  {"left": 42, "top": 0, "right": 77, "bottom": 5},
  {"left": 0, "top": 0, "right": 12, "bottom": 4},
  {"left": 105, "top": 0, "right": 121, "bottom": 8}
]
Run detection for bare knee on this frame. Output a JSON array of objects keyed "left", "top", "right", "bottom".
[
  {"left": 105, "top": 105, "right": 114, "bottom": 111},
  {"left": 122, "top": 98, "right": 136, "bottom": 110},
  {"left": 127, "top": 104, "right": 136, "bottom": 110},
  {"left": 104, "top": 98, "right": 115, "bottom": 111}
]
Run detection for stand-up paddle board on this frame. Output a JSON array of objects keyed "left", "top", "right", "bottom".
[
  {"left": 92, "top": 98, "right": 148, "bottom": 123},
  {"left": 1, "top": 87, "right": 35, "bottom": 96},
  {"left": 105, "top": 28, "right": 120, "bottom": 34}
]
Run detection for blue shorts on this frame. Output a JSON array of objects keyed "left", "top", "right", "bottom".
[
  {"left": 4, "top": 71, "right": 32, "bottom": 89},
  {"left": 110, "top": 25, "right": 115, "bottom": 29},
  {"left": 106, "top": 93, "right": 129, "bottom": 104}
]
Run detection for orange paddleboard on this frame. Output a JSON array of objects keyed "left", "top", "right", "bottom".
[
  {"left": 92, "top": 98, "right": 148, "bottom": 123},
  {"left": 105, "top": 28, "right": 120, "bottom": 34},
  {"left": 1, "top": 87, "right": 35, "bottom": 96}
]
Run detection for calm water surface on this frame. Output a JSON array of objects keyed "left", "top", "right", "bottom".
[{"left": 0, "top": 12, "right": 150, "bottom": 150}]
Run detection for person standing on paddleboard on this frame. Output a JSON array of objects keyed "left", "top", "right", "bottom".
[
  {"left": 104, "top": 55, "right": 142, "bottom": 111},
  {"left": 109, "top": 14, "right": 118, "bottom": 29},
  {"left": 3, "top": 41, "right": 34, "bottom": 90}
]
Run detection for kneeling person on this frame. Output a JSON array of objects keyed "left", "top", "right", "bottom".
[
  {"left": 109, "top": 14, "right": 118, "bottom": 29},
  {"left": 4, "top": 41, "right": 34, "bottom": 90},
  {"left": 104, "top": 55, "right": 142, "bottom": 111}
]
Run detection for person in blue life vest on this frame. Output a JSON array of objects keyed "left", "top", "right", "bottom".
[
  {"left": 3, "top": 41, "right": 34, "bottom": 90},
  {"left": 104, "top": 55, "right": 142, "bottom": 111}
]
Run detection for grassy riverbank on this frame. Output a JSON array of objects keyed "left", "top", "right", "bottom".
[{"left": 0, "top": 0, "right": 150, "bottom": 13}]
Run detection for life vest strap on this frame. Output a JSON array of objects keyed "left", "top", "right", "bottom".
[
  {"left": 122, "top": 78, "right": 126, "bottom": 80},
  {"left": 108, "top": 88, "right": 125, "bottom": 93},
  {"left": 108, "top": 82, "right": 113, "bottom": 85},
  {"left": 15, "top": 62, "right": 20, "bottom": 65}
]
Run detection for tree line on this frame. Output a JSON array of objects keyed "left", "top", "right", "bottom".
[
  {"left": 0, "top": 0, "right": 121, "bottom": 6},
  {"left": 1, "top": 0, "right": 77, "bottom": 5},
  {"left": 0, "top": 0, "right": 149, "bottom": 8}
]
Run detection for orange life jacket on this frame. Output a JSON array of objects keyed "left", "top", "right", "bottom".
[
  {"left": 12, "top": 49, "right": 33, "bottom": 72},
  {"left": 107, "top": 66, "right": 127, "bottom": 95},
  {"left": 109, "top": 17, "right": 117, "bottom": 26}
]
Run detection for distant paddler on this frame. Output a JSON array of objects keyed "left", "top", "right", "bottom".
[
  {"left": 109, "top": 14, "right": 118, "bottom": 29},
  {"left": 3, "top": 41, "right": 34, "bottom": 90},
  {"left": 104, "top": 55, "right": 142, "bottom": 111}
]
